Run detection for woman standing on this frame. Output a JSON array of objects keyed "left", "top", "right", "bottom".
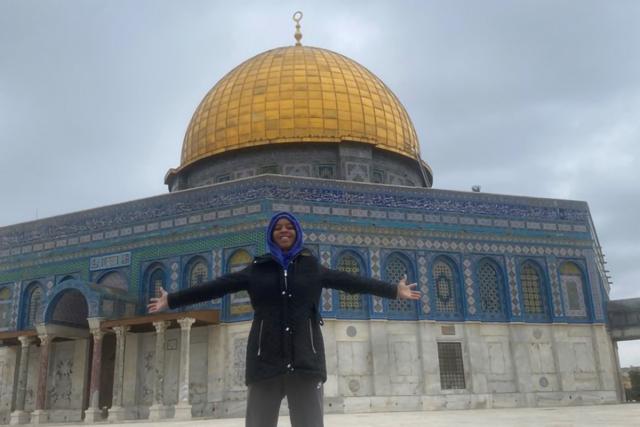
[{"left": 148, "top": 212, "right": 420, "bottom": 427}]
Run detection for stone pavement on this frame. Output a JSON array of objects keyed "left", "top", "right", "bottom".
[{"left": 45, "top": 404, "right": 640, "bottom": 426}]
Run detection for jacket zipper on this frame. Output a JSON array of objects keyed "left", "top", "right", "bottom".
[
  {"left": 257, "top": 320, "right": 264, "bottom": 356},
  {"left": 284, "top": 268, "right": 288, "bottom": 290},
  {"left": 309, "top": 319, "right": 317, "bottom": 354}
]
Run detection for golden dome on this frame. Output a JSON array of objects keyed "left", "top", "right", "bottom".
[{"left": 179, "top": 45, "right": 421, "bottom": 170}]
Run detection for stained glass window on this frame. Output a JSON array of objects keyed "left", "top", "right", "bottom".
[
  {"left": 189, "top": 260, "right": 208, "bottom": 287},
  {"left": 337, "top": 253, "right": 364, "bottom": 311},
  {"left": 438, "top": 342, "right": 466, "bottom": 389},
  {"left": 229, "top": 250, "right": 252, "bottom": 314},
  {"left": 521, "top": 263, "right": 544, "bottom": 315},
  {"left": 478, "top": 262, "right": 502, "bottom": 314},
  {"left": 385, "top": 255, "right": 415, "bottom": 314},
  {"left": 560, "top": 262, "right": 586, "bottom": 315},
  {"left": 434, "top": 261, "right": 456, "bottom": 313}
]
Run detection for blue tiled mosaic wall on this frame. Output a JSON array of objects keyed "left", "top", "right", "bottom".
[{"left": 0, "top": 175, "right": 606, "bottom": 332}]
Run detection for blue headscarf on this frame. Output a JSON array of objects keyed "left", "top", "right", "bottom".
[{"left": 267, "top": 212, "right": 304, "bottom": 268}]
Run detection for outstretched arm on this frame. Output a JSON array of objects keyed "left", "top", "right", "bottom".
[
  {"left": 148, "top": 288, "right": 169, "bottom": 313},
  {"left": 147, "top": 268, "right": 250, "bottom": 313},
  {"left": 396, "top": 274, "right": 421, "bottom": 300},
  {"left": 320, "top": 268, "right": 420, "bottom": 300}
]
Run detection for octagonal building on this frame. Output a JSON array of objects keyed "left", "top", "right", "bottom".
[{"left": 0, "top": 34, "right": 619, "bottom": 424}]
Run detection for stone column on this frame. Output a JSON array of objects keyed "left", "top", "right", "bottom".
[
  {"left": 174, "top": 317, "right": 195, "bottom": 419},
  {"left": 30, "top": 334, "right": 51, "bottom": 424},
  {"left": 108, "top": 326, "right": 130, "bottom": 422},
  {"left": 10, "top": 337, "right": 33, "bottom": 425},
  {"left": 84, "top": 319, "right": 105, "bottom": 423},
  {"left": 148, "top": 321, "right": 170, "bottom": 420}
]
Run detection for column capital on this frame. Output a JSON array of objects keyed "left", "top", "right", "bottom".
[
  {"left": 153, "top": 320, "right": 170, "bottom": 333},
  {"left": 18, "top": 335, "right": 34, "bottom": 347},
  {"left": 177, "top": 317, "right": 196, "bottom": 330},
  {"left": 112, "top": 325, "right": 131, "bottom": 337},
  {"left": 90, "top": 328, "right": 104, "bottom": 340},
  {"left": 37, "top": 334, "right": 51, "bottom": 346},
  {"left": 87, "top": 317, "right": 105, "bottom": 330}
]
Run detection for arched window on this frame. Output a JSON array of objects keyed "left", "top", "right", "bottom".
[
  {"left": 433, "top": 260, "right": 456, "bottom": 313},
  {"left": 521, "top": 262, "right": 545, "bottom": 315},
  {"left": 336, "top": 252, "right": 365, "bottom": 313},
  {"left": 477, "top": 261, "right": 504, "bottom": 316},
  {"left": 0, "top": 286, "right": 12, "bottom": 329},
  {"left": 25, "top": 283, "right": 43, "bottom": 329},
  {"left": 228, "top": 250, "right": 253, "bottom": 315},
  {"left": 149, "top": 268, "right": 166, "bottom": 299},
  {"left": 188, "top": 258, "right": 208, "bottom": 287},
  {"left": 98, "top": 271, "right": 128, "bottom": 290},
  {"left": 560, "top": 262, "right": 587, "bottom": 317},
  {"left": 384, "top": 254, "right": 416, "bottom": 316},
  {"left": 228, "top": 250, "right": 252, "bottom": 273}
]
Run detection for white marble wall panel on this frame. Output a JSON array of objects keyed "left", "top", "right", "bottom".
[
  {"left": 387, "top": 322, "right": 421, "bottom": 395},
  {"left": 136, "top": 332, "right": 156, "bottom": 408},
  {"left": 207, "top": 325, "right": 225, "bottom": 405},
  {"left": 0, "top": 346, "right": 17, "bottom": 423},
  {"left": 45, "top": 340, "right": 88, "bottom": 423},
  {"left": 163, "top": 328, "right": 180, "bottom": 406},
  {"left": 23, "top": 344, "right": 40, "bottom": 411},
  {"left": 121, "top": 332, "right": 139, "bottom": 418},
  {"left": 321, "top": 320, "right": 338, "bottom": 398},
  {"left": 336, "top": 341, "right": 373, "bottom": 396},
  {"left": 189, "top": 327, "right": 209, "bottom": 417}
]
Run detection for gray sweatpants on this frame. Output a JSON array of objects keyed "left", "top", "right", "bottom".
[{"left": 245, "top": 374, "right": 324, "bottom": 427}]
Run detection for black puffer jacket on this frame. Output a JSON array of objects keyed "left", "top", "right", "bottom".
[{"left": 167, "top": 249, "right": 397, "bottom": 385}]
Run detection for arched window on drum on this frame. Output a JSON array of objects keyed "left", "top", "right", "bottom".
[
  {"left": 336, "top": 252, "right": 366, "bottom": 316},
  {"left": 384, "top": 253, "right": 417, "bottom": 318},
  {"left": 559, "top": 262, "right": 589, "bottom": 319},
  {"left": 228, "top": 250, "right": 253, "bottom": 315}
]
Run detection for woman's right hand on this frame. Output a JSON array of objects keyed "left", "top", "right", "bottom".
[{"left": 147, "top": 288, "right": 169, "bottom": 313}]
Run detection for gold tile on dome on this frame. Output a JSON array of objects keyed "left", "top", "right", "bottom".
[{"left": 180, "top": 45, "right": 420, "bottom": 168}]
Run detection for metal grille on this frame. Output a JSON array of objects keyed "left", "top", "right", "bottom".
[
  {"left": 385, "top": 256, "right": 415, "bottom": 313},
  {"left": 149, "top": 268, "right": 165, "bottom": 299},
  {"left": 27, "top": 286, "right": 43, "bottom": 328},
  {"left": 434, "top": 261, "right": 455, "bottom": 313},
  {"left": 189, "top": 261, "right": 208, "bottom": 287},
  {"left": 521, "top": 263, "right": 544, "bottom": 314},
  {"left": 337, "top": 254, "right": 363, "bottom": 311},
  {"left": 318, "top": 165, "right": 335, "bottom": 179},
  {"left": 478, "top": 262, "right": 502, "bottom": 314},
  {"left": 438, "top": 342, "right": 466, "bottom": 389}
]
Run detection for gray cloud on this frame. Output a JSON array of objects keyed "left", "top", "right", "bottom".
[{"left": 1, "top": 0, "right": 639, "bottom": 363}]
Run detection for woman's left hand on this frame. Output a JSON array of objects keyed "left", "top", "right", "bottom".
[{"left": 397, "top": 274, "right": 421, "bottom": 300}]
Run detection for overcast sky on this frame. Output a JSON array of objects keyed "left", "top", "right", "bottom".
[{"left": 1, "top": 0, "right": 639, "bottom": 365}]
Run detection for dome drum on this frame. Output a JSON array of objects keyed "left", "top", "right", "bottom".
[{"left": 165, "top": 141, "right": 432, "bottom": 191}]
